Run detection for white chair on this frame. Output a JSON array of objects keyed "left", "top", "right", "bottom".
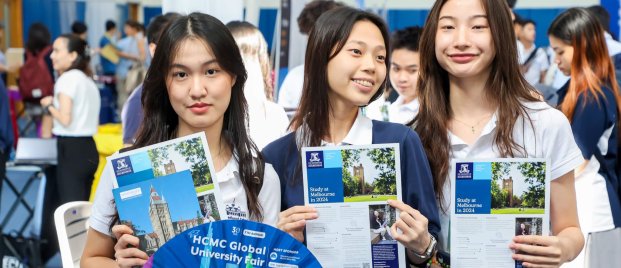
[{"left": 54, "top": 201, "right": 92, "bottom": 268}]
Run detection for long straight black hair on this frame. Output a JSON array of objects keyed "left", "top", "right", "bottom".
[
  {"left": 134, "top": 12, "right": 265, "bottom": 220},
  {"left": 290, "top": 6, "right": 390, "bottom": 147}
]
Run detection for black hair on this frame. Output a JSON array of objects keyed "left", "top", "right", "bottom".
[
  {"left": 587, "top": 5, "right": 611, "bottom": 34},
  {"left": 391, "top": 26, "right": 422, "bottom": 52},
  {"left": 506, "top": 0, "right": 517, "bottom": 9},
  {"left": 146, "top": 12, "right": 181, "bottom": 44},
  {"left": 297, "top": 0, "right": 346, "bottom": 34},
  {"left": 57, "top": 33, "right": 92, "bottom": 76},
  {"left": 124, "top": 19, "right": 142, "bottom": 31},
  {"left": 135, "top": 12, "right": 265, "bottom": 221},
  {"left": 105, "top": 20, "right": 116, "bottom": 31},
  {"left": 520, "top": 18, "right": 536, "bottom": 27},
  {"left": 26, "top": 23, "right": 51, "bottom": 55},
  {"left": 71, "top": 21, "right": 87, "bottom": 35}
]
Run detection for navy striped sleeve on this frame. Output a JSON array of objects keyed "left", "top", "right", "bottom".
[{"left": 571, "top": 88, "right": 616, "bottom": 159}]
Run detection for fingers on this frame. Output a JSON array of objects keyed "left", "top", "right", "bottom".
[
  {"left": 388, "top": 200, "right": 428, "bottom": 224},
  {"left": 113, "top": 233, "right": 141, "bottom": 252},
  {"left": 520, "top": 262, "right": 560, "bottom": 268},
  {"left": 513, "top": 235, "right": 555, "bottom": 247},
  {"left": 277, "top": 206, "right": 318, "bottom": 242},
  {"left": 113, "top": 230, "right": 148, "bottom": 268},
  {"left": 510, "top": 242, "right": 561, "bottom": 258},
  {"left": 111, "top": 224, "right": 134, "bottom": 240},
  {"left": 114, "top": 248, "right": 149, "bottom": 267},
  {"left": 512, "top": 252, "right": 560, "bottom": 266}
]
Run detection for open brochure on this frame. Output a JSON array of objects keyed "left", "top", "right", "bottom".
[
  {"left": 450, "top": 159, "right": 550, "bottom": 268},
  {"left": 108, "top": 132, "right": 226, "bottom": 255},
  {"left": 302, "top": 144, "right": 406, "bottom": 267}
]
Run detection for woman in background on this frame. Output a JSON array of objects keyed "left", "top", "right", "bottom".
[
  {"left": 40, "top": 34, "right": 100, "bottom": 203},
  {"left": 227, "top": 21, "right": 289, "bottom": 149},
  {"left": 549, "top": 7, "right": 621, "bottom": 267}
]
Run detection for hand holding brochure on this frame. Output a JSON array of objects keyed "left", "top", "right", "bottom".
[
  {"left": 450, "top": 159, "right": 550, "bottom": 268},
  {"left": 302, "top": 144, "right": 406, "bottom": 267},
  {"left": 109, "top": 132, "right": 226, "bottom": 255}
]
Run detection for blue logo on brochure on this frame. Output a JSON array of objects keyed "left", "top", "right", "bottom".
[
  {"left": 456, "top": 162, "right": 473, "bottom": 180},
  {"left": 113, "top": 157, "right": 133, "bottom": 177},
  {"left": 306, "top": 151, "right": 324, "bottom": 168}
]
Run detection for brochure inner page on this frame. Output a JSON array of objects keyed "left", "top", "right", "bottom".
[
  {"left": 302, "top": 144, "right": 406, "bottom": 267},
  {"left": 450, "top": 159, "right": 550, "bottom": 268}
]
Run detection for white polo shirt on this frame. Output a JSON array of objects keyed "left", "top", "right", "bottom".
[
  {"left": 437, "top": 101, "right": 584, "bottom": 252},
  {"left": 388, "top": 97, "right": 419, "bottom": 124},
  {"left": 52, "top": 69, "right": 100, "bottom": 136},
  {"left": 89, "top": 155, "right": 281, "bottom": 236}
]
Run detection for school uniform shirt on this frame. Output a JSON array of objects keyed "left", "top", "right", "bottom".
[
  {"left": 437, "top": 101, "right": 584, "bottom": 252},
  {"left": 262, "top": 111, "right": 441, "bottom": 240},
  {"left": 522, "top": 46, "right": 550, "bottom": 86},
  {"left": 277, "top": 65, "right": 304, "bottom": 110},
  {"left": 52, "top": 69, "right": 100, "bottom": 137},
  {"left": 557, "top": 82, "right": 619, "bottom": 231},
  {"left": 89, "top": 155, "right": 281, "bottom": 236},
  {"left": 388, "top": 97, "right": 420, "bottom": 124}
]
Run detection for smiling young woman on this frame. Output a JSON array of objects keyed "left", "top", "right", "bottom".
[
  {"left": 412, "top": 0, "right": 585, "bottom": 266},
  {"left": 262, "top": 6, "right": 440, "bottom": 265}
]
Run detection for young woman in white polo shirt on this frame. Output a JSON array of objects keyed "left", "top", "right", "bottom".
[
  {"left": 81, "top": 13, "right": 280, "bottom": 268},
  {"left": 410, "top": 0, "right": 585, "bottom": 266},
  {"left": 40, "top": 34, "right": 100, "bottom": 204}
]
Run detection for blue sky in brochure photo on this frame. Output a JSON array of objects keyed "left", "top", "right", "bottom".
[{"left": 113, "top": 170, "right": 201, "bottom": 234}]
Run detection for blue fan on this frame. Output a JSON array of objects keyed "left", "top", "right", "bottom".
[{"left": 145, "top": 220, "right": 321, "bottom": 268}]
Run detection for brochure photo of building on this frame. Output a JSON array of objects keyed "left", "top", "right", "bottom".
[
  {"left": 342, "top": 147, "right": 397, "bottom": 202},
  {"left": 490, "top": 162, "right": 546, "bottom": 214},
  {"left": 113, "top": 170, "right": 203, "bottom": 255}
]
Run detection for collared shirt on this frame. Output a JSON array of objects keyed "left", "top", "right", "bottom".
[
  {"left": 216, "top": 155, "right": 281, "bottom": 226},
  {"left": 388, "top": 97, "right": 419, "bottom": 124},
  {"left": 437, "top": 101, "right": 584, "bottom": 252},
  {"left": 522, "top": 46, "right": 550, "bottom": 86},
  {"left": 321, "top": 110, "right": 373, "bottom": 146},
  {"left": 605, "top": 32, "right": 621, "bottom": 57}
]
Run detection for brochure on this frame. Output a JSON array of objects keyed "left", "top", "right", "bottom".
[
  {"left": 112, "top": 170, "right": 205, "bottom": 255},
  {"left": 302, "top": 144, "right": 406, "bottom": 267},
  {"left": 145, "top": 219, "right": 321, "bottom": 267},
  {"left": 108, "top": 132, "right": 225, "bottom": 222},
  {"left": 450, "top": 159, "right": 550, "bottom": 268}
]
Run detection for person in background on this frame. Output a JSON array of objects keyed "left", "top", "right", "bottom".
[
  {"left": 71, "top": 21, "right": 88, "bottom": 41},
  {"left": 277, "top": 0, "right": 345, "bottom": 114},
  {"left": 518, "top": 19, "right": 549, "bottom": 86},
  {"left": 227, "top": 21, "right": 289, "bottom": 149},
  {"left": 116, "top": 20, "right": 145, "bottom": 108},
  {"left": 366, "top": 26, "right": 423, "bottom": 124},
  {"left": 40, "top": 34, "right": 100, "bottom": 204},
  {"left": 549, "top": 8, "right": 621, "bottom": 267},
  {"left": 0, "top": 76, "right": 14, "bottom": 200},
  {"left": 121, "top": 13, "right": 180, "bottom": 146},
  {"left": 587, "top": 5, "right": 621, "bottom": 58}
]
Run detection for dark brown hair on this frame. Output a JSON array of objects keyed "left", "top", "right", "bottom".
[
  {"left": 297, "top": 0, "right": 346, "bottom": 34},
  {"left": 549, "top": 8, "right": 621, "bottom": 125},
  {"left": 57, "top": 33, "right": 92, "bottom": 76},
  {"left": 110, "top": 13, "right": 265, "bottom": 232},
  {"left": 291, "top": 6, "right": 390, "bottom": 148},
  {"left": 412, "top": 0, "right": 540, "bottom": 210}
]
